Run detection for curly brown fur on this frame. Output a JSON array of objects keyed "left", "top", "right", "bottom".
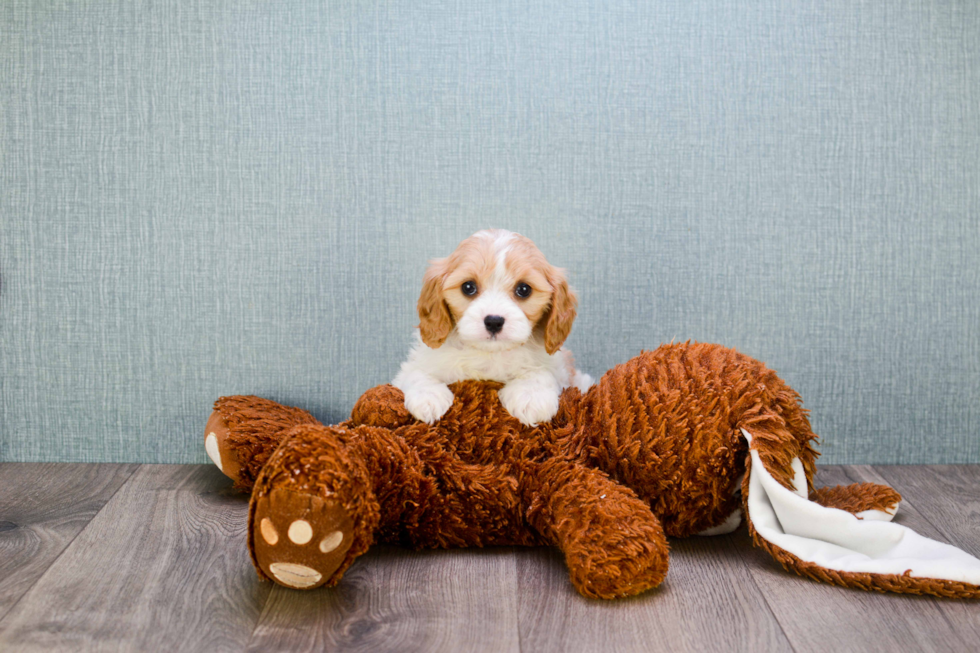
[
  {"left": 523, "top": 460, "right": 670, "bottom": 598},
  {"left": 211, "top": 395, "right": 320, "bottom": 490},
  {"left": 567, "top": 343, "right": 818, "bottom": 536}
]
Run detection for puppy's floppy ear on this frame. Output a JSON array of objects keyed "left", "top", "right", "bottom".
[
  {"left": 543, "top": 267, "right": 577, "bottom": 355},
  {"left": 417, "top": 258, "right": 453, "bottom": 348}
]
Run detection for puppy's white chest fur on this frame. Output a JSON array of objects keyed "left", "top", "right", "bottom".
[{"left": 408, "top": 332, "right": 569, "bottom": 385}]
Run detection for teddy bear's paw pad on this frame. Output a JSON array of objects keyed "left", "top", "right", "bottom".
[
  {"left": 268, "top": 562, "right": 322, "bottom": 588},
  {"left": 204, "top": 410, "right": 242, "bottom": 482},
  {"left": 252, "top": 488, "right": 354, "bottom": 590}
]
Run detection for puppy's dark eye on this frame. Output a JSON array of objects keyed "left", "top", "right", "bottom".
[
  {"left": 461, "top": 281, "right": 478, "bottom": 297},
  {"left": 515, "top": 282, "right": 532, "bottom": 299}
]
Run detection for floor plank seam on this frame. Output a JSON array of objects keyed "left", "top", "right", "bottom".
[
  {"left": 242, "top": 580, "right": 276, "bottom": 651},
  {"left": 0, "top": 463, "right": 143, "bottom": 631},
  {"left": 730, "top": 531, "right": 801, "bottom": 653},
  {"left": 508, "top": 549, "right": 524, "bottom": 653}
]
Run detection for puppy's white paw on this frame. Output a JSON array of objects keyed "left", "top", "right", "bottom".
[
  {"left": 498, "top": 380, "right": 560, "bottom": 427},
  {"left": 403, "top": 383, "right": 455, "bottom": 424},
  {"left": 572, "top": 370, "right": 595, "bottom": 392}
]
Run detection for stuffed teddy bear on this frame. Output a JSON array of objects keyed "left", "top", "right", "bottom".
[{"left": 204, "top": 342, "right": 980, "bottom": 600}]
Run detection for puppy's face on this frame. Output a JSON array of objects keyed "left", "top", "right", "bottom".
[{"left": 417, "top": 230, "right": 576, "bottom": 353}]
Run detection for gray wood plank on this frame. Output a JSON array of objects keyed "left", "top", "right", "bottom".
[
  {"left": 872, "top": 465, "right": 980, "bottom": 551},
  {"left": 0, "top": 464, "right": 270, "bottom": 653},
  {"left": 738, "top": 465, "right": 977, "bottom": 653},
  {"left": 0, "top": 463, "right": 139, "bottom": 622},
  {"left": 247, "top": 544, "right": 521, "bottom": 653},
  {"left": 516, "top": 535, "right": 793, "bottom": 653}
]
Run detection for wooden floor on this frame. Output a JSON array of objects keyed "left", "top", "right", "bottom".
[{"left": 0, "top": 464, "right": 977, "bottom": 652}]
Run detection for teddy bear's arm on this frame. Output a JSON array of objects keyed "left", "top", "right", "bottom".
[{"left": 349, "top": 384, "right": 415, "bottom": 428}]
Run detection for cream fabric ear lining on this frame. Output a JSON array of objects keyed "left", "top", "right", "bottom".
[{"left": 743, "top": 428, "right": 980, "bottom": 586}]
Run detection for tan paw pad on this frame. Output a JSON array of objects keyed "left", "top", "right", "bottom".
[
  {"left": 260, "top": 518, "right": 278, "bottom": 545},
  {"left": 319, "top": 531, "right": 343, "bottom": 553},
  {"left": 288, "top": 520, "right": 313, "bottom": 544},
  {"left": 269, "top": 562, "right": 322, "bottom": 589}
]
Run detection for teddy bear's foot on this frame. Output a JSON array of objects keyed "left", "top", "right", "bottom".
[
  {"left": 205, "top": 395, "right": 321, "bottom": 490},
  {"left": 561, "top": 501, "right": 670, "bottom": 599},
  {"left": 528, "top": 462, "right": 670, "bottom": 599},
  {"left": 251, "top": 487, "right": 356, "bottom": 589},
  {"left": 204, "top": 409, "right": 242, "bottom": 483},
  {"left": 248, "top": 424, "right": 382, "bottom": 590},
  {"left": 810, "top": 483, "right": 902, "bottom": 521}
]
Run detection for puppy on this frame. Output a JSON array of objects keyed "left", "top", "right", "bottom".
[{"left": 393, "top": 229, "right": 594, "bottom": 426}]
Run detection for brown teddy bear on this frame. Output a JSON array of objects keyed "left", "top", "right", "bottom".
[{"left": 205, "top": 342, "right": 980, "bottom": 600}]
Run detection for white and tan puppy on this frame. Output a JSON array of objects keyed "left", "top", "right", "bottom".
[{"left": 393, "top": 229, "right": 593, "bottom": 426}]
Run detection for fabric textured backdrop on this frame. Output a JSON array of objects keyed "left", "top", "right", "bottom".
[{"left": 1, "top": 1, "right": 978, "bottom": 464}]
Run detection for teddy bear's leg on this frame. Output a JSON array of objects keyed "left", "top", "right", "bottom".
[
  {"left": 204, "top": 395, "right": 321, "bottom": 490},
  {"left": 249, "top": 423, "right": 380, "bottom": 589},
  {"left": 525, "top": 460, "right": 670, "bottom": 599},
  {"left": 249, "top": 421, "right": 452, "bottom": 590},
  {"left": 810, "top": 483, "right": 902, "bottom": 521}
]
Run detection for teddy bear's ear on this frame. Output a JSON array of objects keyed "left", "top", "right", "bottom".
[
  {"left": 417, "top": 258, "right": 453, "bottom": 349},
  {"left": 543, "top": 267, "right": 577, "bottom": 355}
]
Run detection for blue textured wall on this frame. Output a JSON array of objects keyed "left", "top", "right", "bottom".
[{"left": 2, "top": 1, "right": 978, "bottom": 463}]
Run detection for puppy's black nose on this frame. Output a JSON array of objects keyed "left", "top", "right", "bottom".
[{"left": 484, "top": 315, "right": 505, "bottom": 335}]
